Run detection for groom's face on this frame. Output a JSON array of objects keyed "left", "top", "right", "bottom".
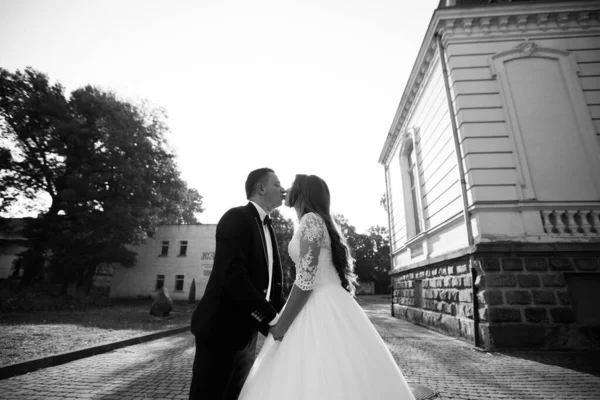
[{"left": 262, "top": 172, "right": 286, "bottom": 211}]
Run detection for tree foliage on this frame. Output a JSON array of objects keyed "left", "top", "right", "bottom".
[
  {"left": 270, "top": 209, "right": 295, "bottom": 298},
  {"left": 0, "top": 67, "right": 204, "bottom": 290},
  {"left": 334, "top": 214, "right": 391, "bottom": 294},
  {"left": 272, "top": 211, "right": 392, "bottom": 295}
]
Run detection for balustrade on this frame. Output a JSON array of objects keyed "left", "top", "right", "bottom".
[{"left": 540, "top": 210, "right": 600, "bottom": 236}]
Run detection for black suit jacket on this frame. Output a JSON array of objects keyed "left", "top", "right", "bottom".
[{"left": 191, "top": 203, "right": 284, "bottom": 348}]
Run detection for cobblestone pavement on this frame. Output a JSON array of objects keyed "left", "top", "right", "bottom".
[{"left": 1, "top": 298, "right": 599, "bottom": 400}]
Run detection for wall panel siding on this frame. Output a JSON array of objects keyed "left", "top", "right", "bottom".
[
  {"left": 453, "top": 80, "right": 499, "bottom": 95},
  {"left": 405, "top": 59, "right": 462, "bottom": 231},
  {"left": 387, "top": 153, "right": 407, "bottom": 251},
  {"left": 386, "top": 53, "right": 463, "bottom": 250},
  {"left": 459, "top": 121, "right": 509, "bottom": 140},
  {"left": 418, "top": 100, "right": 450, "bottom": 152},
  {"left": 569, "top": 37, "right": 600, "bottom": 138},
  {"left": 452, "top": 67, "right": 493, "bottom": 81},
  {"left": 448, "top": 54, "right": 490, "bottom": 69},
  {"left": 421, "top": 135, "right": 456, "bottom": 184},
  {"left": 456, "top": 108, "right": 505, "bottom": 126},
  {"left": 467, "top": 169, "right": 519, "bottom": 187},
  {"left": 418, "top": 91, "right": 449, "bottom": 146},
  {"left": 579, "top": 63, "right": 600, "bottom": 77},
  {"left": 467, "top": 185, "right": 519, "bottom": 203},
  {"left": 413, "top": 72, "right": 445, "bottom": 132},
  {"left": 585, "top": 90, "right": 600, "bottom": 104},
  {"left": 447, "top": 39, "right": 521, "bottom": 204},
  {"left": 424, "top": 183, "right": 463, "bottom": 222},
  {"left": 427, "top": 196, "right": 463, "bottom": 228},
  {"left": 425, "top": 173, "right": 460, "bottom": 211},
  {"left": 385, "top": 29, "right": 599, "bottom": 263},
  {"left": 454, "top": 93, "right": 502, "bottom": 109},
  {"left": 421, "top": 147, "right": 457, "bottom": 193},
  {"left": 464, "top": 153, "right": 514, "bottom": 170},
  {"left": 580, "top": 76, "right": 600, "bottom": 90},
  {"left": 571, "top": 49, "right": 600, "bottom": 63},
  {"left": 593, "top": 120, "right": 600, "bottom": 135},
  {"left": 543, "top": 36, "right": 600, "bottom": 51},
  {"left": 447, "top": 34, "right": 600, "bottom": 140},
  {"left": 462, "top": 137, "right": 512, "bottom": 154}
]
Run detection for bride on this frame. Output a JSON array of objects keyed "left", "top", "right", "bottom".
[{"left": 238, "top": 174, "right": 415, "bottom": 400}]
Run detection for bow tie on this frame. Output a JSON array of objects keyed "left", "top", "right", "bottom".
[{"left": 263, "top": 215, "right": 272, "bottom": 227}]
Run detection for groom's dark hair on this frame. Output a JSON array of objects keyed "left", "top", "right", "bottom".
[{"left": 245, "top": 168, "right": 274, "bottom": 199}]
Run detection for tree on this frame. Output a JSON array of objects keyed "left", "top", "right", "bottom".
[
  {"left": 270, "top": 209, "right": 295, "bottom": 297},
  {"left": 333, "top": 213, "right": 391, "bottom": 294},
  {"left": 366, "top": 226, "right": 392, "bottom": 294},
  {"left": 333, "top": 213, "right": 359, "bottom": 252},
  {"left": 0, "top": 67, "right": 204, "bottom": 290}
]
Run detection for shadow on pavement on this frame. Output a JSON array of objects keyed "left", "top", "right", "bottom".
[
  {"left": 498, "top": 350, "right": 600, "bottom": 378},
  {"left": 95, "top": 333, "right": 195, "bottom": 400}
]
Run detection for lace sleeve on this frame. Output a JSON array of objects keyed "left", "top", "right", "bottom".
[{"left": 294, "top": 213, "right": 324, "bottom": 291}]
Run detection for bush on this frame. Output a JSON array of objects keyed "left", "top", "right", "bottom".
[{"left": 188, "top": 278, "right": 196, "bottom": 304}]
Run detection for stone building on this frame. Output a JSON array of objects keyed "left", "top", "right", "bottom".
[
  {"left": 110, "top": 224, "right": 217, "bottom": 301},
  {"left": 379, "top": 0, "right": 600, "bottom": 349}
]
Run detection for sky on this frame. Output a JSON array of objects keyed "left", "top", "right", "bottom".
[{"left": 0, "top": 0, "right": 439, "bottom": 233}]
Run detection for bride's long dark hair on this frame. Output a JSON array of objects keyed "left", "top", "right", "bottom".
[{"left": 288, "top": 174, "right": 357, "bottom": 294}]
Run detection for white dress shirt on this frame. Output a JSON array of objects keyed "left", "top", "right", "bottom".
[{"left": 249, "top": 202, "right": 279, "bottom": 326}]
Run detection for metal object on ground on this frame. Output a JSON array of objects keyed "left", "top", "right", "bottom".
[{"left": 410, "top": 384, "right": 440, "bottom": 400}]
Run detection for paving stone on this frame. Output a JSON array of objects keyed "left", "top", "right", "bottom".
[{"left": 1, "top": 298, "right": 599, "bottom": 400}]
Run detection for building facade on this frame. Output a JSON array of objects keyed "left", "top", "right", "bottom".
[
  {"left": 109, "top": 224, "right": 217, "bottom": 301},
  {"left": 379, "top": 0, "right": 600, "bottom": 349}
]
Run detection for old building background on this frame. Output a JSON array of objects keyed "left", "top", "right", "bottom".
[
  {"left": 109, "top": 224, "right": 217, "bottom": 301},
  {"left": 0, "top": 220, "right": 217, "bottom": 301},
  {"left": 380, "top": 0, "right": 600, "bottom": 349}
]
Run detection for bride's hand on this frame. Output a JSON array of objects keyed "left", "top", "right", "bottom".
[{"left": 269, "top": 323, "right": 286, "bottom": 341}]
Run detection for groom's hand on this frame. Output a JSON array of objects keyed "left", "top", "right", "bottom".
[{"left": 269, "top": 324, "right": 285, "bottom": 341}]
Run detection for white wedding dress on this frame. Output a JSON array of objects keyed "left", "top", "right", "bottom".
[{"left": 239, "top": 212, "right": 415, "bottom": 400}]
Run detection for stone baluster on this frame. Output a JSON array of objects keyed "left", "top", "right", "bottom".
[
  {"left": 590, "top": 210, "right": 600, "bottom": 234},
  {"left": 540, "top": 210, "right": 554, "bottom": 234},
  {"left": 578, "top": 210, "right": 593, "bottom": 236},
  {"left": 565, "top": 210, "right": 580, "bottom": 236},
  {"left": 554, "top": 210, "right": 568, "bottom": 235}
]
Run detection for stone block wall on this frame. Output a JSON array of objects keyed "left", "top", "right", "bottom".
[
  {"left": 475, "top": 255, "right": 600, "bottom": 349},
  {"left": 390, "top": 248, "right": 600, "bottom": 350},
  {"left": 392, "top": 257, "right": 476, "bottom": 344}
]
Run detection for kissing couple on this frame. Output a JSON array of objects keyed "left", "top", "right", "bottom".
[{"left": 189, "top": 168, "right": 415, "bottom": 400}]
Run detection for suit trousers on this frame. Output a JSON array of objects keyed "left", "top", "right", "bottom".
[{"left": 189, "top": 332, "right": 258, "bottom": 400}]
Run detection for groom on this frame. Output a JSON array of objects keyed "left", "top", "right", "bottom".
[{"left": 189, "top": 167, "right": 286, "bottom": 400}]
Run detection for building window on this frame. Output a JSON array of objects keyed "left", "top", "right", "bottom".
[
  {"left": 399, "top": 129, "right": 424, "bottom": 240},
  {"left": 156, "top": 275, "right": 165, "bottom": 289},
  {"left": 175, "top": 275, "right": 184, "bottom": 291},
  {"left": 179, "top": 240, "right": 188, "bottom": 256},
  {"left": 407, "top": 145, "right": 422, "bottom": 235},
  {"left": 160, "top": 241, "right": 169, "bottom": 257}
]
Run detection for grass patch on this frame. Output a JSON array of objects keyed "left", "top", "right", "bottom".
[
  {"left": 0, "top": 300, "right": 195, "bottom": 366},
  {"left": 0, "top": 295, "right": 389, "bottom": 367}
]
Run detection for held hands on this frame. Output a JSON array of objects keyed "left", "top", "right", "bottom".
[{"left": 269, "top": 322, "right": 286, "bottom": 341}]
